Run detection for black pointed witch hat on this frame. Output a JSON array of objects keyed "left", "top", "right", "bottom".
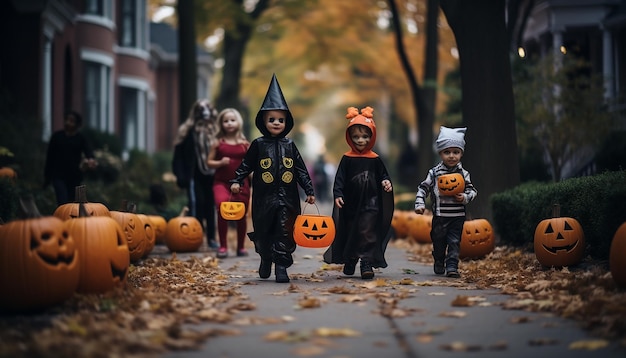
[{"left": 255, "top": 74, "right": 294, "bottom": 137}]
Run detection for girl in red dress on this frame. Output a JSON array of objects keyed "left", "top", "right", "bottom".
[{"left": 207, "top": 108, "right": 250, "bottom": 258}]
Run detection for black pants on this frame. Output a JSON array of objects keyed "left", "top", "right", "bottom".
[{"left": 431, "top": 216, "right": 465, "bottom": 270}]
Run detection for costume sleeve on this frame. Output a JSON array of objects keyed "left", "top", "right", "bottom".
[
  {"left": 231, "top": 139, "right": 258, "bottom": 185},
  {"left": 414, "top": 169, "right": 434, "bottom": 210},
  {"left": 333, "top": 156, "right": 347, "bottom": 199},
  {"left": 462, "top": 169, "right": 478, "bottom": 204},
  {"left": 293, "top": 143, "right": 314, "bottom": 196}
]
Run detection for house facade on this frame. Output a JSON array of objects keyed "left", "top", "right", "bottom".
[
  {"left": 513, "top": 0, "right": 626, "bottom": 177},
  {"left": 0, "top": 0, "right": 213, "bottom": 154}
]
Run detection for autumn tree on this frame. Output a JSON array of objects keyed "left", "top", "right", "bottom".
[{"left": 440, "top": 0, "right": 519, "bottom": 221}]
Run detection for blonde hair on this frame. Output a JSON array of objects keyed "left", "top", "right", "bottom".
[{"left": 216, "top": 108, "right": 247, "bottom": 142}]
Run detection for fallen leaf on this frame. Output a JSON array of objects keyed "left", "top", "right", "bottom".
[
  {"left": 438, "top": 311, "right": 467, "bottom": 318},
  {"left": 568, "top": 339, "right": 610, "bottom": 350}
]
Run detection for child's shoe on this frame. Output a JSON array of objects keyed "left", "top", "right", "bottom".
[
  {"left": 343, "top": 259, "right": 358, "bottom": 275},
  {"left": 275, "top": 265, "right": 290, "bottom": 283},
  {"left": 237, "top": 249, "right": 249, "bottom": 257},
  {"left": 446, "top": 268, "right": 460, "bottom": 278},
  {"left": 259, "top": 259, "right": 272, "bottom": 279},
  {"left": 360, "top": 260, "right": 374, "bottom": 280},
  {"left": 208, "top": 239, "right": 219, "bottom": 249},
  {"left": 216, "top": 247, "right": 228, "bottom": 259},
  {"left": 434, "top": 260, "right": 445, "bottom": 275}
]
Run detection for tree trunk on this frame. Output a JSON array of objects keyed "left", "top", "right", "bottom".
[
  {"left": 215, "top": 0, "right": 271, "bottom": 122},
  {"left": 177, "top": 0, "right": 197, "bottom": 123},
  {"left": 418, "top": 0, "right": 439, "bottom": 177},
  {"left": 387, "top": 0, "right": 435, "bottom": 180},
  {"left": 440, "top": 0, "right": 519, "bottom": 222}
]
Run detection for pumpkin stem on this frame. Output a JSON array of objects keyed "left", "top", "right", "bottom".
[
  {"left": 128, "top": 202, "right": 137, "bottom": 214},
  {"left": 18, "top": 195, "right": 42, "bottom": 219},
  {"left": 120, "top": 199, "right": 129, "bottom": 211},
  {"left": 78, "top": 202, "right": 90, "bottom": 218},
  {"left": 552, "top": 204, "right": 561, "bottom": 218},
  {"left": 75, "top": 185, "right": 88, "bottom": 203},
  {"left": 180, "top": 206, "right": 189, "bottom": 217}
]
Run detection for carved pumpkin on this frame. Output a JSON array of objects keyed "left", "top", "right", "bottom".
[
  {"left": 54, "top": 185, "right": 110, "bottom": 219},
  {"left": 609, "top": 222, "right": 626, "bottom": 287},
  {"left": 460, "top": 219, "right": 494, "bottom": 259},
  {"left": 391, "top": 211, "right": 410, "bottom": 239},
  {"left": 0, "top": 197, "right": 80, "bottom": 312},
  {"left": 437, "top": 173, "right": 465, "bottom": 196},
  {"left": 165, "top": 207, "right": 203, "bottom": 252},
  {"left": 136, "top": 214, "right": 155, "bottom": 258},
  {"left": 147, "top": 215, "right": 167, "bottom": 245},
  {"left": 220, "top": 201, "right": 246, "bottom": 221},
  {"left": 294, "top": 204, "right": 335, "bottom": 248},
  {"left": 64, "top": 203, "right": 129, "bottom": 293},
  {"left": 408, "top": 213, "right": 432, "bottom": 244},
  {"left": 534, "top": 204, "right": 585, "bottom": 267},
  {"left": 110, "top": 202, "right": 146, "bottom": 262},
  {"left": 0, "top": 167, "right": 17, "bottom": 181}
]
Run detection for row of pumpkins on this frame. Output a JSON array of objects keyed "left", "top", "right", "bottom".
[
  {"left": 391, "top": 204, "right": 626, "bottom": 288},
  {"left": 0, "top": 185, "right": 206, "bottom": 313}
]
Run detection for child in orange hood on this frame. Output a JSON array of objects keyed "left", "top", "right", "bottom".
[{"left": 323, "top": 106, "right": 394, "bottom": 279}]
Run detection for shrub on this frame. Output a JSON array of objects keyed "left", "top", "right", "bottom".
[{"left": 491, "top": 170, "right": 626, "bottom": 260}]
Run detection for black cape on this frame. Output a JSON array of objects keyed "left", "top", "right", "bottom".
[{"left": 323, "top": 155, "right": 394, "bottom": 268}]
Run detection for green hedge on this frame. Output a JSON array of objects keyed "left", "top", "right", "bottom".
[{"left": 490, "top": 170, "right": 626, "bottom": 260}]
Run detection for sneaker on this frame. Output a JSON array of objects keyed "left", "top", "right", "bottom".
[
  {"left": 343, "top": 259, "right": 358, "bottom": 276},
  {"left": 360, "top": 260, "right": 374, "bottom": 280},
  {"left": 216, "top": 247, "right": 228, "bottom": 259},
  {"left": 275, "top": 265, "right": 290, "bottom": 283},
  {"left": 208, "top": 240, "right": 219, "bottom": 249},
  {"left": 446, "top": 269, "right": 461, "bottom": 278},
  {"left": 434, "top": 260, "right": 445, "bottom": 275},
  {"left": 236, "top": 249, "right": 249, "bottom": 257},
  {"left": 259, "top": 259, "right": 272, "bottom": 279}
]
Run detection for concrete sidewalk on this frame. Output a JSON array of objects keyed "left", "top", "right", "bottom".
[{"left": 163, "top": 243, "right": 625, "bottom": 358}]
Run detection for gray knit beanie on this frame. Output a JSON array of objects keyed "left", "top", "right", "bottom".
[{"left": 435, "top": 126, "right": 466, "bottom": 153}]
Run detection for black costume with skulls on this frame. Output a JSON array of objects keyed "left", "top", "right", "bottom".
[{"left": 231, "top": 74, "right": 314, "bottom": 267}]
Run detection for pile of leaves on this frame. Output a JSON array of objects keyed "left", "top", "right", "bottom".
[
  {"left": 400, "top": 240, "right": 626, "bottom": 342},
  {"left": 0, "top": 254, "right": 248, "bottom": 358}
]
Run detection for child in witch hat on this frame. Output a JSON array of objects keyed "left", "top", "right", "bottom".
[
  {"left": 230, "top": 74, "right": 315, "bottom": 283},
  {"left": 323, "top": 106, "right": 394, "bottom": 279}
]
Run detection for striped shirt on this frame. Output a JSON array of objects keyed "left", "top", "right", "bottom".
[{"left": 414, "top": 162, "right": 477, "bottom": 217}]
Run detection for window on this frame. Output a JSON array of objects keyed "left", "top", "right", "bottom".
[
  {"left": 120, "top": 86, "right": 147, "bottom": 152},
  {"left": 85, "top": 0, "right": 113, "bottom": 20},
  {"left": 119, "top": 0, "right": 147, "bottom": 49},
  {"left": 83, "top": 61, "right": 112, "bottom": 132}
]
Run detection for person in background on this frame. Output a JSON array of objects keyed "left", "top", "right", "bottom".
[
  {"left": 414, "top": 126, "right": 477, "bottom": 278},
  {"left": 207, "top": 108, "right": 250, "bottom": 259},
  {"left": 172, "top": 99, "right": 219, "bottom": 249},
  {"left": 230, "top": 74, "right": 315, "bottom": 283},
  {"left": 323, "top": 106, "right": 394, "bottom": 280},
  {"left": 44, "top": 110, "right": 97, "bottom": 205}
]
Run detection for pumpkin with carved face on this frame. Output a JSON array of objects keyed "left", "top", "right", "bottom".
[
  {"left": 408, "top": 213, "right": 432, "bottom": 244},
  {"left": 147, "top": 215, "right": 167, "bottom": 245},
  {"left": 437, "top": 173, "right": 465, "bottom": 196},
  {"left": 136, "top": 214, "right": 155, "bottom": 258},
  {"left": 0, "top": 197, "right": 80, "bottom": 312},
  {"left": 64, "top": 203, "right": 129, "bottom": 293},
  {"left": 460, "top": 219, "right": 494, "bottom": 259},
  {"left": 534, "top": 206, "right": 585, "bottom": 267},
  {"left": 165, "top": 208, "right": 203, "bottom": 252},
  {"left": 609, "top": 222, "right": 626, "bottom": 287},
  {"left": 110, "top": 210, "right": 146, "bottom": 262},
  {"left": 294, "top": 214, "right": 335, "bottom": 248},
  {"left": 220, "top": 201, "right": 246, "bottom": 221}
]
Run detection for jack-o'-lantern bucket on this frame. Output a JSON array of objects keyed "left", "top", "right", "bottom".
[
  {"left": 220, "top": 198, "right": 246, "bottom": 221},
  {"left": 294, "top": 203, "right": 335, "bottom": 248}
]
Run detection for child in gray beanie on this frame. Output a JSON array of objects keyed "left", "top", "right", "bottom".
[{"left": 414, "top": 126, "right": 477, "bottom": 278}]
